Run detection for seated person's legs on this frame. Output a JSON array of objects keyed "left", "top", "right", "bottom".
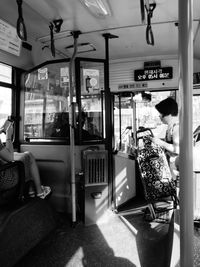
[{"left": 14, "top": 151, "right": 51, "bottom": 198}]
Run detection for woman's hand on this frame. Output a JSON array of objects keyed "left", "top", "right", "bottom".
[{"left": 150, "top": 136, "right": 164, "bottom": 147}]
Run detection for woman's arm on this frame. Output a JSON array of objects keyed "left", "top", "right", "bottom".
[
  {"left": 151, "top": 125, "right": 179, "bottom": 154},
  {"left": 0, "top": 124, "right": 14, "bottom": 161}
]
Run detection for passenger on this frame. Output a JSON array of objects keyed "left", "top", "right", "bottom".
[
  {"left": 46, "top": 112, "right": 70, "bottom": 138},
  {"left": 150, "top": 97, "right": 179, "bottom": 179},
  {"left": 76, "top": 111, "right": 100, "bottom": 141},
  {"left": 0, "top": 121, "right": 51, "bottom": 199}
]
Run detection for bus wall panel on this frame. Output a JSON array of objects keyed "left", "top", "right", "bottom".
[
  {"left": 20, "top": 144, "right": 105, "bottom": 213},
  {"left": 20, "top": 144, "right": 71, "bottom": 212},
  {"left": 114, "top": 154, "right": 136, "bottom": 208}
]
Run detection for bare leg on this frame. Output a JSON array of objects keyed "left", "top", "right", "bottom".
[
  {"left": 14, "top": 151, "right": 51, "bottom": 198},
  {"left": 14, "top": 151, "right": 42, "bottom": 194},
  {"left": 25, "top": 151, "right": 43, "bottom": 194}
]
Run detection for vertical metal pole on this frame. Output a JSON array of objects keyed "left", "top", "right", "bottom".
[
  {"left": 178, "top": 0, "right": 194, "bottom": 266},
  {"left": 103, "top": 34, "right": 112, "bottom": 206},
  {"left": 102, "top": 33, "right": 118, "bottom": 207},
  {"left": 69, "top": 31, "right": 80, "bottom": 225}
]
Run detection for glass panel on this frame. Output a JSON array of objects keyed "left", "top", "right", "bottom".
[
  {"left": 0, "top": 87, "right": 12, "bottom": 142},
  {"left": 193, "top": 95, "right": 200, "bottom": 132},
  {"left": 80, "top": 95, "right": 102, "bottom": 140},
  {"left": 113, "top": 92, "right": 134, "bottom": 152},
  {"left": 0, "top": 63, "right": 12, "bottom": 83},
  {"left": 24, "top": 62, "right": 71, "bottom": 140},
  {"left": 120, "top": 93, "right": 133, "bottom": 152},
  {"left": 136, "top": 91, "right": 176, "bottom": 138},
  {"left": 113, "top": 90, "right": 176, "bottom": 153},
  {"left": 79, "top": 61, "right": 104, "bottom": 141},
  {"left": 114, "top": 95, "right": 120, "bottom": 150}
]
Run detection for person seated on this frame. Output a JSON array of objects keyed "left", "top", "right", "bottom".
[
  {"left": 0, "top": 120, "right": 51, "bottom": 199},
  {"left": 75, "top": 111, "right": 100, "bottom": 141}
]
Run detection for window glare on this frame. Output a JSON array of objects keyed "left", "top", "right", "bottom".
[
  {"left": 0, "top": 63, "right": 12, "bottom": 83},
  {"left": 0, "top": 87, "right": 12, "bottom": 127}
]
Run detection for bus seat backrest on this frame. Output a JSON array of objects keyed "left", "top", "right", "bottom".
[{"left": 0, "top": 161, "right": 25, "bottom": 206}]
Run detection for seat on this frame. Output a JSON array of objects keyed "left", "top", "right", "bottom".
[
  {"left": 0, "top": 160, "right": 25, "bottom": 206},
  {"left": 0, "top": 160, "right": 57, "bottom": 267}
]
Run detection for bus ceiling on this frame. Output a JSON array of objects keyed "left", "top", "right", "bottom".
[{"left": 0, "top": 0, "right": 200, "bottom": 69}]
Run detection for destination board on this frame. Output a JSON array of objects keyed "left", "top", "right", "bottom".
[{"left": 134, "top": 67, "right": 173, "bottom": 81}]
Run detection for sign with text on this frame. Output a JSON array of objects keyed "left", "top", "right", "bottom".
[
  {"left": 82, "top": 69, "right": 99, "bottom": 94},
  {"left": 38, "top": 68, "right": 48, "bottom": 80},
  {"left": 118, "top": 82, "right": 148, "bottom": 90},
  {"left": 0, "top": 19, "right": 21, "bottom": 56},
  {"left": 134, "top": 67, "right": 173, "bottom": 81},
  {"left": 60, "top": 67, "right": 69, "bottom": 87}
]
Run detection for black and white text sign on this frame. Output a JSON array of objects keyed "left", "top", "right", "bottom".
[{"left": 134, "top": 67, "right": 173, "bottom": 81}]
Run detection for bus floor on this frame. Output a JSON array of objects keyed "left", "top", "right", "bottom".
[{"left": 14, "top": 206, "right": 200, "bottom": 267}]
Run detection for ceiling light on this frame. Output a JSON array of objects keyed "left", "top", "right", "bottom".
[{"left": 79, "top": 0, "right": 111, "bottom": 18}]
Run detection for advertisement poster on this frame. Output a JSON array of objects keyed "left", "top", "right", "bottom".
[
  {"left": 60, "top": 67, "right": 69, "bottom": 87},
  {"left": 82, "top": 69, "right": 99, "bottom": 94},
  {"left": 38, "top": 68, "right": 48, "bottom": 80}
]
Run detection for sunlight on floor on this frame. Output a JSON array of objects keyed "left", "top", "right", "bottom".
[
  {"left": 170, "top": 222, "right": 180, "bottom": 267},
  {"left": 96, "top": 210, "right": 141, "bottom": 266},
  {"left": 65, "top": 247, "right": 85, "bottom": 267}
]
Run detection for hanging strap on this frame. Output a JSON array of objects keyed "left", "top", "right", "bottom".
[
  {"left": 140, "top": 0, "right": 145, "bottom": 24},
  {"left": 16, "top": 0, "right": 27, "bottom": 41},
  {"left": 145, "top": 3, "right": 156, "bottom": 45},
  {"left": 49, "top": 22, "right": 55, "bottom": 57}
]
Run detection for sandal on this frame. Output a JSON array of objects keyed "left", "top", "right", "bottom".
[{"left": 37, "top": 185, "right": 51, "bottom": 199}]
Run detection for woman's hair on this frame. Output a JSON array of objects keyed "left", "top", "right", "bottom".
[{"left": 155, "top": 97, "right": 178, "bottom": 116}]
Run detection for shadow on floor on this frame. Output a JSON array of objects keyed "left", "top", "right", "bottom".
[{"left": 15, "top": 213, "right": 137, "bottom": 267}]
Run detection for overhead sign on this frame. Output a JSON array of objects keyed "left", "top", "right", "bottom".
[
  {"left": 0, "top": 19, "right": 21, "bottom": 56},
  {"left": 118, "top": 82, "right": 148, "bottom": 90},
  {"left": 134, "top": 67, "right": 173, "bottom": 81}
]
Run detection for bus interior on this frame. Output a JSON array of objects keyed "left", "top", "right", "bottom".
[{"left": 0, "top": 0, "right": 200, "bottom": 266}]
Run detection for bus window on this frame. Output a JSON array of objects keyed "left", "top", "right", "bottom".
[
  {"left": 135, "top": 91, "right": 176, "bottom": 137},
  {"left": 0, "top": 87, "right": 12, "bottom": 128},
  {"left": 0, "top": 63, "right": 12, "bottom": 84},
  {"left": 23, "top": 61, "right": 70, "bottom": 141},
  {"left": 77, "top": 59, "right": 105, "bottom": 143},
  {"left": 80, "top": 95, "right": 103, "bottom": 140},
  {"left": 113, "top": 90, "right": 176, "bottom": 153},
  {"left": 23, "top": 59, "right": 104, "bottom": 143},
  {"left": 193, "top": 95, "right": 200, "bottom": 132},
  {"left": 0, "top": 63, "right": 12, "bottom": 142}
]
